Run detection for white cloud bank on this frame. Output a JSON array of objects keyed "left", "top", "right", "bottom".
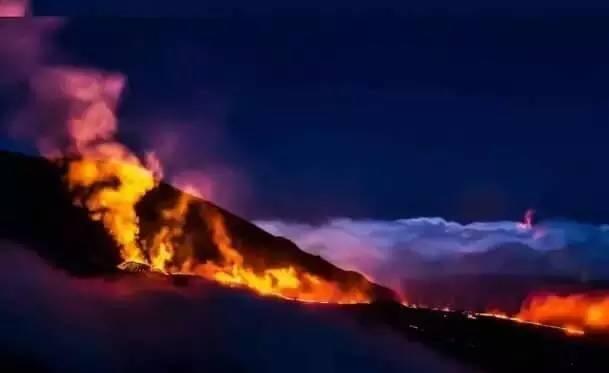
[{"left": 255, "top": 217, "right": 609, "bottom": 287}]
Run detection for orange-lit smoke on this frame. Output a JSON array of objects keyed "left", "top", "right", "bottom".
[
  {"left": 56, "top": 68, "right": 158, "bottom": 264},
  {"left": 140, "top": 122, "right": 249, "bottom": 211},
  {"left": 517, "top": 293, "right": 609, "bottom": 331}
]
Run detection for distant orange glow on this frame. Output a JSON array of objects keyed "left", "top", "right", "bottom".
[
  {"left": 397, "top": 303, "right": 585, "bottom": 336},
  {"left": 517, "top": 293, "right": 609, "bottom": 332}
]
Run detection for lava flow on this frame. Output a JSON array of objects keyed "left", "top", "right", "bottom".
[
  {"left": 50, "top": 67, "right": 369, "bottom": 304},
  {"left": 477, "top": 310, "right": 585, "bottom": 336}
]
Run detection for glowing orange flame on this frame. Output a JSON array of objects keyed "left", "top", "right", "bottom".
[
  {"left": 58, "top": 68, "right": 156, "bottom": 264},
  {"left": 52, "top": 68, "right": 370, "bottom": 304},
  {"left": 187, "top": 209, "right": 369, "bottom": 303},
  {"left": 146, "top": 192, "right": 192, "bottom": 272},
  {"left": 68, "top": 158, "right": 156, "bottom": 263},
  {"left": 517, "top": 293, "right": 609, "bottom": 332}
]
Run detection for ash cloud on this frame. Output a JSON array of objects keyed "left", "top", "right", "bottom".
[
  {"left": 0, "top": 243, "right": 468, "bottom": 373},
  {"left": 255, "top": 218, "right": 609, "bottom": 289}
]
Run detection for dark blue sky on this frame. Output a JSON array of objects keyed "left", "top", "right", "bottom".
[{"left": 2, "top": 2, "right": 609, "bottom": 223}]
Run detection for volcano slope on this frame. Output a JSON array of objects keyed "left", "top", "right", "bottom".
[
  {"left": 0, "top": 150, "right": 608, "bottom": 373},
  {"left": 0, "top": 150, "right": 475, "bottom": 372},
  {"left": 0, "top": 150, "right": 393, "bottom": 301}
]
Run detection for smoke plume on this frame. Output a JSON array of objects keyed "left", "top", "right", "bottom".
[{"left": 0, "top": 3, "right": 247, "bottom": 210}]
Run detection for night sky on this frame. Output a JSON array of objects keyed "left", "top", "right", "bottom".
[{"left": 2, "top": 1, "right": 609, "bottom": 223}]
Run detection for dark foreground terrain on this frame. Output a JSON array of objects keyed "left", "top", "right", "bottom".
[
  {"left": 351, "top": 302, "right": 609, "bottom": 372},
  {"left": 2, "top": 247, "right": 608, "bottom": 373},
  {"left": 0, "top": 150, "right": 608, "bottom": 372},
  {"left": 0, "top": 248, "right": 470, "bottom": 373}
]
